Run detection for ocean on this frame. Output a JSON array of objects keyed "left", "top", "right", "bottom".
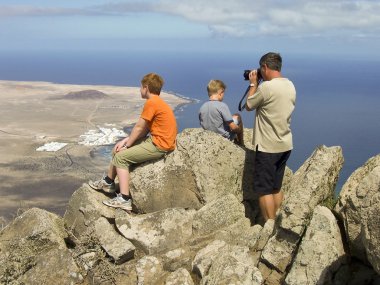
[{"left": 1, "top": 50, "right": 379, "bottom": 193}]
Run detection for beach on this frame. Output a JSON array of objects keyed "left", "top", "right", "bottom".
[{"left": 0, "top": 80, "right": 191, "bottom": 223}]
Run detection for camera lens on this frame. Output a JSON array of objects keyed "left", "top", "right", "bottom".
[{"left": 243, "top": 70, "right": 251, "bottom": 81}]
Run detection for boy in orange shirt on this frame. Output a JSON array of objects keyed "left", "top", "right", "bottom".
[{"left": 89, "top": 73, "right": 177, "bottom": 211}]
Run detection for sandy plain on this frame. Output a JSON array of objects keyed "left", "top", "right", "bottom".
[{"left": 0, "top": 80, "right": 191, "bottom": 224}]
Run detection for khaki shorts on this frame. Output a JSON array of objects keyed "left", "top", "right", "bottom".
[{"left": 112, "top": 137, "right": 168, "bottom": 170}]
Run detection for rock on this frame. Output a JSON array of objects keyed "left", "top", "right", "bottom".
[
  {"left": 192, "top": 194, "right": 246, "bottom": 236},
  {"left": 335, "top": 154, "right": 380, "bottom": 273},
  {"left": 136, "top": 256, "right": 165, "bottom": 285},
  {"left": 250, "top": 219, "right": 275, "bottom": 264},
  {"left": 192, "top": 240, "right": 228, "bottom": 278},
  {"left": 259, "top": 145, "right": 343, "bottom": 280},
  {"left": 94, "top": 217, "right": 135, "bottom": 264},
  {"left": 161, "top": 247, "right": 193, "bottom": 272},
  {"left": 116, "top": 208, "right": 195, "bottom": 254},
  {"left": 130, "top": 129, "right": 247, "bottom": 213},
  {"left": 196, "top": 242, "right": 263, "bottom": 285},
  {"left": 285, "top": 206, "right": 346, "bottom": 285},
  {"left": 216, "top": 218, "right": 262, "bottom": 249},
  {"left": 0, "top": 208, "right": 68, "bottom": 283},
  {"left": 64, "top": 184, "right": 116, "bottom": 239},
  {"left": 362, "top": 192, "right": 380, "bottom": 274},
  {"left": 17, "top": 247, "right": 83, "bottom": 285},
  {"left": 165, "top": 268, "right": 194, "bottom": 285}
]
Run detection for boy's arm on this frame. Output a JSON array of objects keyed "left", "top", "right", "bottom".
[
  {"left": 125, "top": 117, "right": 150, "bottom": 147},
  {"left": 228, "top": 121, "right": 241, "bottom": 133},
  {"left": 114, "top": 117, "right": 149, "bottom": 152}
]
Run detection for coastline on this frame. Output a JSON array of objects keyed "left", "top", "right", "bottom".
[{"left": 0, "top": 80, "right": 193, "bottom": 224}]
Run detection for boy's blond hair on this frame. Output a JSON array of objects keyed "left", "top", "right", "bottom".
[
  {"left": 207, "top": 79, "right": 226, "bottom": 97},
  {"left": 141, "top": 73, "right": 164, "bottom": 95}
]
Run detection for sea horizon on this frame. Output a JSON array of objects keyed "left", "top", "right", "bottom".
[{"left": 1, "top": 49, "right": 379, "bottom": 194}]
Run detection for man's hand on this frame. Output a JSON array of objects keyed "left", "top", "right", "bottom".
[{"left": 249, "top": 70, "right": 258, "bottom": 85}]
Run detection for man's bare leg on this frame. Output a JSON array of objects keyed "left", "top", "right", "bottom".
[
  {"left": 259, "top": 194, "right": 276, "bottom": 221},
  {"left": 273, "top": 189, "right": 284, "bottom": 213}
]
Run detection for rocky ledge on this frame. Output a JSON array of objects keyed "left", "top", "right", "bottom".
[{"left": 0, "top": 128, "right": 379, "bottom": 284}]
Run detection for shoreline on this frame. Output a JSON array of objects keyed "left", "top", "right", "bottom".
[{"left": 0, "top": 80, "right": 194, "bottom": 224}]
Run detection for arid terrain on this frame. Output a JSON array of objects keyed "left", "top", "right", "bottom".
[{"left": 0, "top": 80, "right": 190, "bottom": 224}]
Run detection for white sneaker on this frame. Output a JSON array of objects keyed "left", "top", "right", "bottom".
[
  {"left": 103, "top": 194, "right": 132, "bottom": 211},
  {"left": 88, "top": 176, "right": 116, "bottom": 193}
]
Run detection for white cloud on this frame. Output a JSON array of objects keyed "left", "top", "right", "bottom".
[{"left": 2, "top": 1, "right": 380, "bottom": 38}]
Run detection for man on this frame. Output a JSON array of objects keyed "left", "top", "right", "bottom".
[
  {"left": 89, "top": 73, "right": 177, "bottom": 211},
  {"left": 245, "top": 52, "right": 296, "bottom": 221}
]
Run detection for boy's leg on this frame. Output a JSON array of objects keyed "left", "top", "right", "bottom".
[
  {"left": 116, "top": 167, "right": 130, "bottom": 196},
  {"left": 104, "top": 137, "right": 167, "bottom": 210},
  {"left": 88, "top": 162, "right": 117, "bottom": 193},
  {"left": 107, "top": 163, "right": 117, "bottom": 180}
]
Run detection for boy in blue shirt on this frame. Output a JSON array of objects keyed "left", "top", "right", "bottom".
[{"left": 199, "top": 79, "right": 244, "bottom": 145}]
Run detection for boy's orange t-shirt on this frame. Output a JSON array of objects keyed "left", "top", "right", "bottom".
[{"left": 140, "top": 95, "right": 177, "bottom": 151}]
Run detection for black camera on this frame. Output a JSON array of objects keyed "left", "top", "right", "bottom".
[{"left": 243, "top": 68, "right": 262, "bottom": 81}]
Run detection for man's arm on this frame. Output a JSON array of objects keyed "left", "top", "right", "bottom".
[
  {"left": 245, "top": 84, "right": 258, "bottom": 111},
  {"left": 246, "top": 70, "right": 262, "bottom": 111}
]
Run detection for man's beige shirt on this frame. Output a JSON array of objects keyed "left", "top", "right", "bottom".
[{"left": 246, "top": 77, "right": 296, "bottom": 153}]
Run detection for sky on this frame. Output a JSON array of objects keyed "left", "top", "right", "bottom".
[{"left": 1, "top": 0, "right": 380, "bottom": 55}]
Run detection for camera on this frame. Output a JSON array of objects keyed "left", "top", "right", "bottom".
[{"left": 243, "top": 68, "right": 262, "bottom": 81}]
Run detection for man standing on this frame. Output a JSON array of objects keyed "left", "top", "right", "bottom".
[{"left": 246, "top": 52, "right": 296, "bottom": 221}]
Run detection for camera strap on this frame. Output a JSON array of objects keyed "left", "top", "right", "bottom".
[{"left": 238, "top": 85, "right": 251, "bottom": 112}]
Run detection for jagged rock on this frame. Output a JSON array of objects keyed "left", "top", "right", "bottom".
[
  {"left": 165, "top": 268, "right": 194, "bottom": 285},
  {"left": 0, "top": 208, "right": 68, "bottom": 283},
  {"left": 362, "top": 192, "right": 380, "bottom": 274},
  {"left": 216, "top": 218, "right": 262, "bottom": 249},
  {"left": 63, "top": 184, "right": 115, "bottom": 239},
  {"left": 192, "top": 194, "right": 246, "bottom": 236},
  {"left": 335, "top": 154, "right": 380, "bottom": 274},
  {"left": 251, "top": 219, "right": 275, "bottom": 264},
  {"left": 285, "top": 206, "right": 346, "bottom": 285},
  {"left": 192, "top": 240, "right": 228, "bottom": 277},
  {"left": 193, "top": 241, "right": 263, "bottom": 285},
  {"left": 94, "top": 217, "right": 135, "bottom": 264},
  {"left": 332, "top": 260, "right": 380, "bottom": 285},
  {"left": 259, "top": 145, "right": 343, "bottom": 280},
  {"left": 136, "top": 256, "right": 165, "bottom": 285},
  {"left": 161, "top": 247, "right": 193, "bottom": 272},
  {"left": 17, "top": 247, "right": 82, "bottom": 285},
  {"left": 130, "top": 129, "right": 248, "bottom": 213},
  {"left": 116, "top": 208, "right": 195, "bottom": 254}
]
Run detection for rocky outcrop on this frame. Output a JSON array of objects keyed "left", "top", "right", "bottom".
[
  {"left": 335, "top": 154, "right": 380, "bottom": 274},
  {"left": 285, "top": 206, "right": 346, "bottom": 284},
  {"left": 0, "top": 208, "right": 81, "bottom": 284},
  {"left": 1, "top": 129, "right": 379, "bottom": 284},
  {"left": 116, "top": 207, "right": 195, "bottom": 255},
  {"left": 258, "top": 145, "right": 344, "bottom": 284},
  {"left": 130, "top": 129, "right": 246, "bottom": 213}
]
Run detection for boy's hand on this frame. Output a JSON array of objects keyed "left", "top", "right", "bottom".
[{"left": 114, "top": 137, "right": 129, "bottom": 153}]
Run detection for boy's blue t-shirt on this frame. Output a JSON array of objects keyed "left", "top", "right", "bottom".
[{"left": 199, "top": 100, "right": 234, "bottom": 140}]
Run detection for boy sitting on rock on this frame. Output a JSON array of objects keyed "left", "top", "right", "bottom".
[
  {"left": 88, "top": 73, "right": 177, "bottom": 211},
  {"left": 199, "top": 79, "right": 244, "bottom": 145}
]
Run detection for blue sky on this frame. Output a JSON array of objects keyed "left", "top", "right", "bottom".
[{"left": 1, "top": 0, "right": 380, "bottom": 55}]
